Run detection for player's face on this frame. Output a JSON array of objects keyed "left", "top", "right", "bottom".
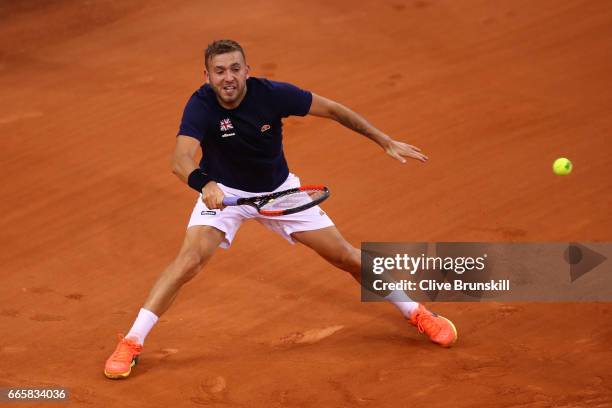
[{"left": 206, "top": 51, "right": 249, "bottom": 109}]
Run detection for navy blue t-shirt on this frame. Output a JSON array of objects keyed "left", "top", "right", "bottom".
[{"left": 177, "top": 77, "right": 312, "bottom": 192}]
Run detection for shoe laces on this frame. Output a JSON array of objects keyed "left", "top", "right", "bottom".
[
  {"left": 414, "top": 311, "right": 441, "bottom": 336},
  {"left": 109, "top": 335, "right": 142, "bottom": 362}
]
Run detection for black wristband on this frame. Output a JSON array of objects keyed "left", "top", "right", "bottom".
[{"left": 187, "top": 169, "right": 213, "bottom": 193}]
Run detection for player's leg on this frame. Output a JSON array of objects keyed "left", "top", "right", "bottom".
[
  {"left": 104, "top": 191, "right": 248, "bottom": 379},
  {"left": 118, "top": 193, "right": 246, "bottom": 349},
  {"left": 291, "top": 226, "right": 361, "bottom": 281},
  {"left": 260, "top": 207, "right": 414, "bottom": 308},
  {"left": 291, "top": 226, "right": 418, "bottom": 310},
  {"left": 142, "top": 226, "right": 225, "bottom": 317},
  {"left": 291, "top": 226, "right": 457, "bottom": 347},
  {"left": 255, "top": 173, "right": 457, "bottom": 346},
  {"left": 104, "top": 226, "right": 224, "bottom": 379},
  {"left": 104, "top": 186, "right": 250, "bottom": 379},
  {"left": 128, "top": 225, "right": 225, "bottom": 343}
]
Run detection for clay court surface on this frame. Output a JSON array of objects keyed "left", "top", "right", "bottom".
[{"left": 1, "top": 0, "right": 611, "bottom": 406}]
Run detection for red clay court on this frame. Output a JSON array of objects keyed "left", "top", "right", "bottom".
[{"left": 1, "top": 1, "right": 611, "bottom": 406}]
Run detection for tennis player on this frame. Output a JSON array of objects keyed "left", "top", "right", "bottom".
[{"left": 104, "top": 40, "right": 457, "bottom": 379}]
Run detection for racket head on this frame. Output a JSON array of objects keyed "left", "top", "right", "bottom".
[{"left": 255, "top": 185, "right": 329, "bottom": 216}]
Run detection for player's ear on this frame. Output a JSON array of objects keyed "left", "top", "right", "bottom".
[
  {"left": 245, "top": 64, "right": 250, "bottom": 79},
  {"left": 204, "top": 69, "right": 210, "bottom": 83}
]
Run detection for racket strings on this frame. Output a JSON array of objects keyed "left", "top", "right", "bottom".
[{"left": 261, "top": 189, "right": 325, "bottom": 211}]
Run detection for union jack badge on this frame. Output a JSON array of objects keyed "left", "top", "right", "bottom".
[{"left": 220, "top": 118, "right": 233, "bottom": 132}]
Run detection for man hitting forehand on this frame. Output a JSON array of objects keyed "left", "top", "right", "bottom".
[{"left": 104, "top": 39, "right": 456, "bottom": 379}]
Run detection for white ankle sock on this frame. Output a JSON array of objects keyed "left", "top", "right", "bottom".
[
  {"left": 126, "top": 308, "right": 159, "bottom": 345},
  {"left": 384, "top": 290, "right": 419, "bottom": 319}
]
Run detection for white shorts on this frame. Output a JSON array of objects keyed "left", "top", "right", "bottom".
[{"left": 187, "top": 173, "right": 334, "bottom": 248}]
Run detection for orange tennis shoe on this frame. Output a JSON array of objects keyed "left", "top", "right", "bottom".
[
  {"left": 409, "top": 304, "right": 458, "bottom": 347},
  {"left": 104, "top": 335, "right": 142, "bottom": 379}
]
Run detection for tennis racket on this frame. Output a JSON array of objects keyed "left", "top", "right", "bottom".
[{"left": 222, "top": 185, "right": 329, "bottom": 216}]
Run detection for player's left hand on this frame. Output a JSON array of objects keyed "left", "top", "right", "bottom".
[{"left": 383, "top": 139, "right": 428, "bottom": 163}]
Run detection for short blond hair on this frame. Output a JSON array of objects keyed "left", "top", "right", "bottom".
[{"left": 205, "top": 39, "right": 246, "bottom": 69}]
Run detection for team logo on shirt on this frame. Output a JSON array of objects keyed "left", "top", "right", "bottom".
[
  {"left": 220, "top": 118, "right": 233, "bottom": 131},
  {"left": 261, "top": 124, "right": 271, "bottom": 132}
]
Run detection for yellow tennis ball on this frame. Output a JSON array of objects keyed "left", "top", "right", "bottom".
[{"left": 553, "top": 158, "right": 572, "bottom": 176}]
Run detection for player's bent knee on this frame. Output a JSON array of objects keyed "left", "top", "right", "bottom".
[
  {"left": 346, "top": 246, "right": 361, "bottom": 269},
  {"left": 173, "top": 250, "right": 207, "bottom": 282},
  {"left": 332, "top": 245, "right": 360, "bottom": 271}
]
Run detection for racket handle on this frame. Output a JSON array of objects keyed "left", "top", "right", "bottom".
[{"left": 222, "top": 196, "right": 240, "bottom": 206}]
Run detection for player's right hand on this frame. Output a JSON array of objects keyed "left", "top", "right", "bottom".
[{"left": 202, "top": 181, "right": 226, "bottom": 210}]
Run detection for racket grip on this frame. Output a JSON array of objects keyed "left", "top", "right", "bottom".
[{"left": 222, "top": 196, "right": 240, "bottom": 206}]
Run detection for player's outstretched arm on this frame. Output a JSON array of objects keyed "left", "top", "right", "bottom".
[{"left": 308, "top": 93, "right": 428, "bottom": 163}]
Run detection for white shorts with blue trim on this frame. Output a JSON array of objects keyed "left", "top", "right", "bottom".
[{"left": 187, "top": 173, "right": 334, "bottom": 248}]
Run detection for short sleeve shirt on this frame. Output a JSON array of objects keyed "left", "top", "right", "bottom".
[{"left": 177, "top": 77, "right": 312, "bottom": 192}]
